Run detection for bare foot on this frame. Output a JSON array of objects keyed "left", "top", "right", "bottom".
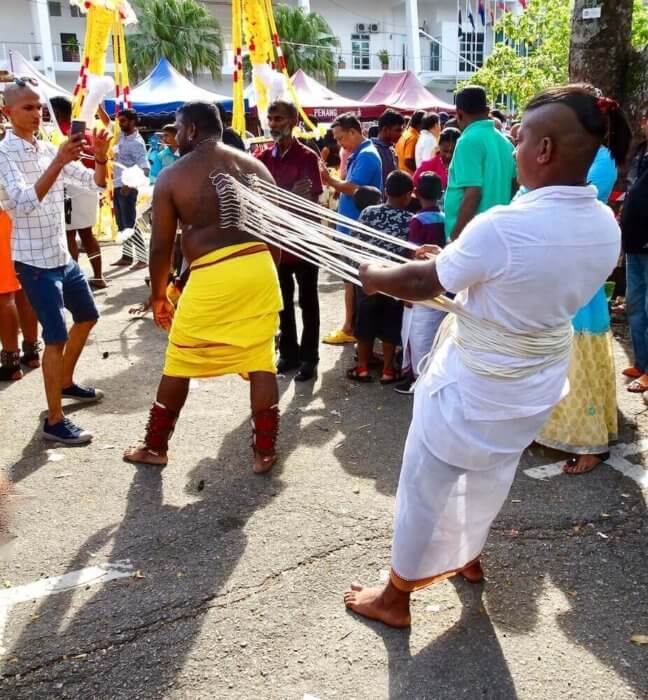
[
  {"left": 563, "top": 453, "right": 608, "bottom": 475},
  {"left": 129, "top": 299, "right": 152, "bottom": 316},
  {"left": 343, "top": 582, "right": 411, "bottom": 628},
  {"left": 123, "top": 443, "right": 167, "bottom": 467},
  {"left": 253, "top": 452, "right": 276, "bottom": 474},
  {"left": 460, "top": 559, "right": 484, "bottom": 583},
  {"left": 89, "top": 278, "right": 108, "bottom": 290}
]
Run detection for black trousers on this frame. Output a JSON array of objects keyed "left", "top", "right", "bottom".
[{"left": 278, "top": 262, "right": 320, "bottom": 364}]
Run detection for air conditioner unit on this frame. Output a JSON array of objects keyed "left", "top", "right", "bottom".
[
  {"left": 369, "top": 23, "right": 380, "bottom": 33},
  {"left": 356, "top": 23, "right": 367, "bottom": 33}
]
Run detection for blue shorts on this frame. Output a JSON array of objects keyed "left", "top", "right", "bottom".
[{"left": 14, "top": 259, "right": 99, "bottom": 345}]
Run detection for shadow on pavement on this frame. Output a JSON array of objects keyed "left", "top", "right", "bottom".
[{"left": 2, "top": 361, "right": 357, "bottom": 697}]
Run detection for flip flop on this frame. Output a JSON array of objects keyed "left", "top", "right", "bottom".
[
  {"left": 622, "top": 367, "right": 643, "bottom": 379},
  {"left": 380, "top": 369, "right": 403, "bottom": 385},
  {"left": 627, "top": 375, "right": 648, "bottom": 393},
  {"left": 323, "top": 329, "right": 357, "bottom": 345},
  {"left": 347, "top": 366, "right": 372, "bottom": 383}
]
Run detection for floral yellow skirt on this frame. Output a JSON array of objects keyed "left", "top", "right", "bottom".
[{"left": 537, "top": 332, "right": 617, "bottom": 455}]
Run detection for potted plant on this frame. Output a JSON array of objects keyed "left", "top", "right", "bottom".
[
  {"left": 63, "top": 36, "right": 80, "bottom": 62},
  {"left": 377, "top": 49, "right": 390, "bottom": 70},
  {"left": 338, "top": 55, "right": 346, "bottom": 69}
]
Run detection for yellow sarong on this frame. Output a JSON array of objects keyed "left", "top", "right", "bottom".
[{"left": 164, "top": 242, "right": 282, "bottom": 379}]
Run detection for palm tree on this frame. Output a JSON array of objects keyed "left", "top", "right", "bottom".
[
  {"left": 127, "top": 0, "right": 224, "bottom": 82},
  {"left": 274, "top": 5, "right": 339, "bottom": 86}
]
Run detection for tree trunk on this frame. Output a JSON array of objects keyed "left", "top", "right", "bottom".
[
  {"left": 569, "top": 0, "right": 634, "bottom": 100},
  {"left": 625, "top": 45, "right": 648, "bottom": 126}
]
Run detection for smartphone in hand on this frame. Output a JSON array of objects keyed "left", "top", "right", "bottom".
[{"left": 70, "top": 120, "right": 86, "bottom": 139}]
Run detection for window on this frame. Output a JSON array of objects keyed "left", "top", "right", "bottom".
[
  {"left": 48, "top": 1, "right": 62, "bottom": 17},
  {"left": 351, "top": 33, "right": 370, "bottom": 70},
  {"left": 60, "top": 33, "right": 80, "bottom": 62},
  {"left": 459, "top": 32, "right": 484, "bottom": 72},
  {"left": 70, "top": 5, "right": 82, "bottom": 17},
  {"left": 429, "top": 39, "right": 441, "bottom": 72}
]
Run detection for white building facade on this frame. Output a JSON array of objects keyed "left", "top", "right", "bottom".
[{"left": 0, "top": 0, "right": 521, "bottom": 101}]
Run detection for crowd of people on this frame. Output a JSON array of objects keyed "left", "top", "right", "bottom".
[{"left": 1, "top": 73, "right": 648, "bottom": 627}]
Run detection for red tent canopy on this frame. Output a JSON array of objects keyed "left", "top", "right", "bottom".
[
  {"left": 361, "top": 71, "right": 455, "bottom": 115},
  {"left": 290, "top": 69, "right": 378, "bottom": 120}
]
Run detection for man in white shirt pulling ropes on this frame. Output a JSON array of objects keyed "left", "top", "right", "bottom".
[{"left": 343, "top": 84, "right": 631, "bottom": 628}]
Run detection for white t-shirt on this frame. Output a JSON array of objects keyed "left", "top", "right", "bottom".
[
  {"left": 417, "top": 185, "right": 620, "bottom": 467},
  {"left": 415, "top": 130, "right": 438, "bottom": 167}
]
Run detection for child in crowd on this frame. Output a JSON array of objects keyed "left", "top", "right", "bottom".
[
  {"left": 413, "top": 127, "right": 461, "bottom": 191},
  {"left": 352, "top": 186, "right": 383, "bottom": 213},
  {"left": 347, "top": 172, "right": 413, "bottom": 384},
  {"left": 397, "top": 172, "right": 447, "bottom": 394}
]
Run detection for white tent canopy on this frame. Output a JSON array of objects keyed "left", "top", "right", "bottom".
[{"left": 0, "top": 50, "right": 72, "bottom": 100}]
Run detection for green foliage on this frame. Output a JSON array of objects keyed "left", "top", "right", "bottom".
[
  {"left": 468, "top": 0, "right": 648, "bottom": 110},
  {"left": 127, "top": 0, "right": 224, "bottom": 81},
  {"left": 274, "top": 5, "right": 339, "bottom": 86},
  {"left": 633, "top": 0, "right": 648, "bottom": 49},
  {"left": 466, "top": 0, "right": 570, "bottom": 110}
]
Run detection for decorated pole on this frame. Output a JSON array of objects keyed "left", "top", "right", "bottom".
[
  {"left": 69, "top": 0, "right": 138, "bottom": 239},
  {"left": 231, "top": 0, "right": 316, "bottom": 136}
]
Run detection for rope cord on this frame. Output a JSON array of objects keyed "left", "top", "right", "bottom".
[{"left": 211, "top": 173, "right": 575, "bottom": 381}]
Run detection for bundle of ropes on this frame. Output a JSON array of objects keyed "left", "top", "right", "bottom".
[{"left": 211, "top": 173, "right": 574, "bottom": 380}]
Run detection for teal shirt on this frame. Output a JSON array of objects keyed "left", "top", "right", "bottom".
[
  {"left": 444, "top": 119, "right": 516, "bottom": 239},
  {"left": 150, "top": 146, "right": 179, "bottom": 183}
]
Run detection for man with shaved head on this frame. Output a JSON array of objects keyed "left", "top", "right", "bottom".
[
  {"left": 342, "top": 85, "right": 630, "bottom": 628},
  {"left": 0, "top": 81, "right": 110, "bottom": 444}
]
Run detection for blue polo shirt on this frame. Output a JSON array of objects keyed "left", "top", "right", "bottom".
[{"left": 337, "top": 140, "right": 382, "bottom": 232}]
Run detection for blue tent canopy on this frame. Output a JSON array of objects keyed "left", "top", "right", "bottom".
[{"left": 104, "top": 58, "right": 239, "bottom": 114}]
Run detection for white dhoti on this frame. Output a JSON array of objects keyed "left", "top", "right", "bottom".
[
  {"left": 385, "top": 184, "right": 621, "bottom": 592},
  {"left": 66, "top": 185, "right": 99, "bottom": 231},
  {"left": 401, "top": 304, "right": 446, "bottom": 376},
  {"left": 390, "top": 369, "right": 554, "bottom": 591}
]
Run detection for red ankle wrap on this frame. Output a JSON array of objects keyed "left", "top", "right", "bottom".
[
  {"left": 144, "top": 402, "right": 178, "bottom": 453},
  {"left": 252, "top": 406, "right": 279, "bottom": 457}
]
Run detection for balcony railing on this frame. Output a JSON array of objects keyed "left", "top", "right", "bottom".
[
  {"left": 333, "top": 50, "right": 475, "bottom": 75},
  {"left": 0, "top": 41, "right": 114, "bottom": 66}
]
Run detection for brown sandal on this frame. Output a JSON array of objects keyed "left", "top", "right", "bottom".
[
  {"left": 0, "top": 350, "right": 23, "bottom": 381},
  {"left": 21, "top": 340, "right": 41, "bottom": 369},
  {"left": 123, "top": 402, "right": 178, "bottom": 467},
  {"left": 627, "top": 375, "right": 648, "bottom": 393}
]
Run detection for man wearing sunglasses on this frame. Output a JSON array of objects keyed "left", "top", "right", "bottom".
[{"left": 0, "top": 80, "right": 111, "bottom": 444}]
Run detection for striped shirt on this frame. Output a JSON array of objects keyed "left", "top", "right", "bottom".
[
  {"left": 0, "top": 130, "right": 102, "bottom": 269},
  {"left": 114, "top": 131, "right": 149, "bottom": 187}
]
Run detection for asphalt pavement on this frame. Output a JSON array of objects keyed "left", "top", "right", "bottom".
[{"left": 1, "top": 244, "right": 647, "bottom": 700}]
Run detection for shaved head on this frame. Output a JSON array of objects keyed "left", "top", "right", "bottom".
[
  {"left": 516, "top": 89, "right": 619, "bottom": 191},
  {"left": 2, "top": 84, "right": 42, "bottom": 138},
  {"left": 523, "top": 102, "right": 600, "bottom": 180},
  {"left": 2, "top": 84, "right": 40, "bottom": 108},
  {"left": 517, "top": 84, "right": 632, "bottom": 190}
]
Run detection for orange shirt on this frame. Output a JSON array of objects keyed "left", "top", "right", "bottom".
[
  {"left": 0, "top": 211, "right": 20, "bottom": 295},
  {"left": 395, "top": 127, "right": 420, "bottom": 175}
]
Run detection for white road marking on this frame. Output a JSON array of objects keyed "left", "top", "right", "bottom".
[
  {"left": 0, "top": 560, "right": 133, "bottom": 656},
  {"left": 524, "top": 441, "right": 648, "bottom": 493}
]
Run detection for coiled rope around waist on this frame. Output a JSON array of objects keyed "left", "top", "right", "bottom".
[
  {"left": 420, "top": 299, "right": 574, "bottom": 380},
  {"left": 211, "top": 173, "right": 575, "bottom": 381}
]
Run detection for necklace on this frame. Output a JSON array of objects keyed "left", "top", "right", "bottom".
[{"left": 193, "top": 136, "right": 221, "bottom": 149}]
